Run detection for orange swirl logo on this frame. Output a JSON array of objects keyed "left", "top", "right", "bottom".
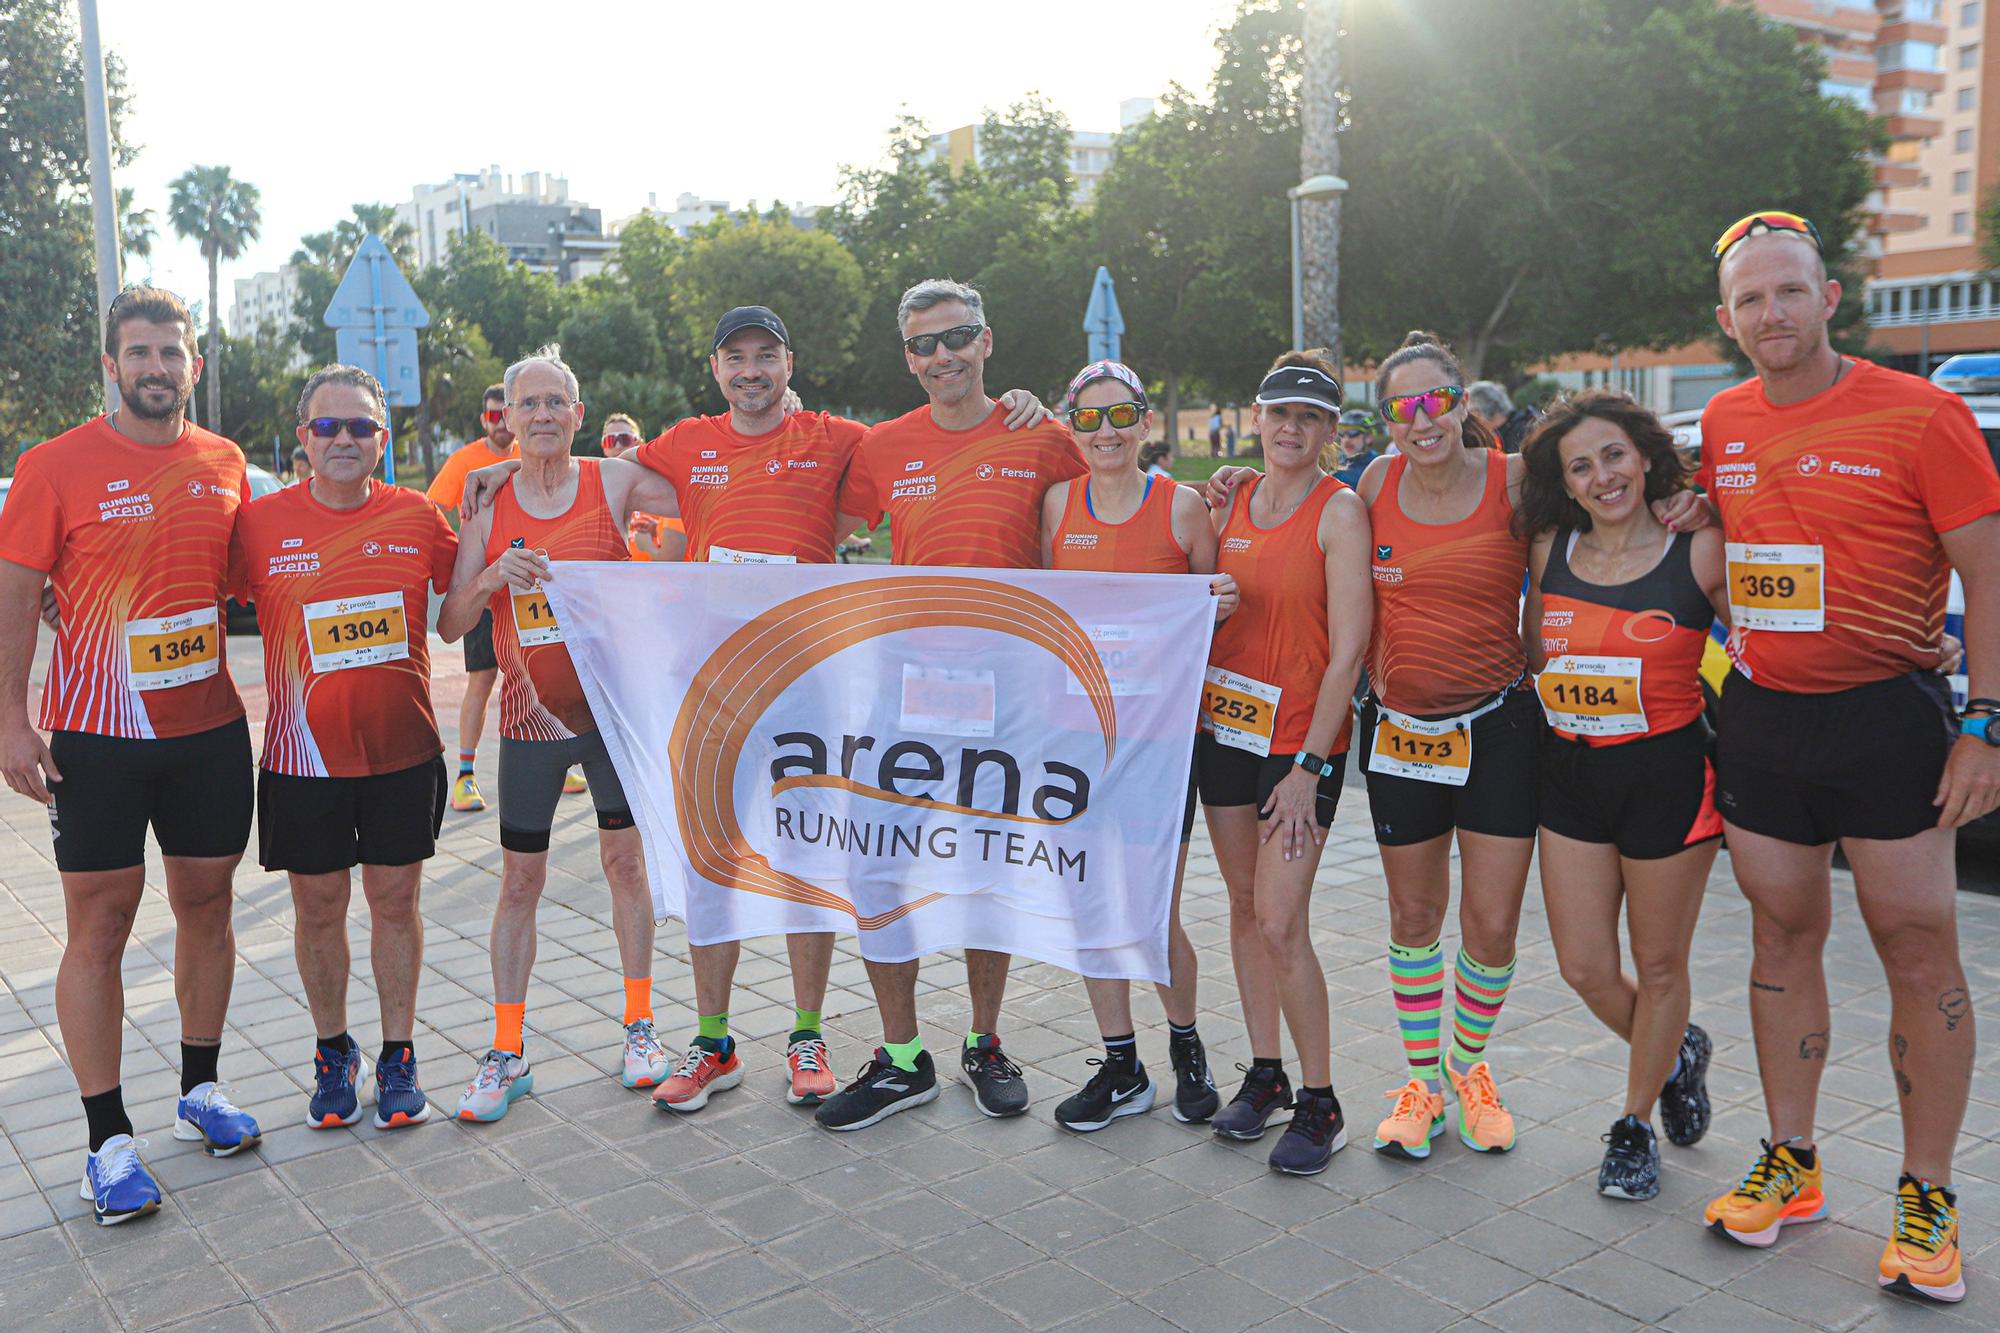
[{"left": 667, "top": 576, "right": 1115, "bottom": 928}]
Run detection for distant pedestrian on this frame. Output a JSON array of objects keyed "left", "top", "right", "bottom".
[
  {"left": 291, "top": 445, "right": 312, "bottom": 485},
  {"left": 1208, "top": 407, "right": 1223, "bottom": 458},
  {"left": 1468, "top": 380, "right": 1538, "bottom": 453}
]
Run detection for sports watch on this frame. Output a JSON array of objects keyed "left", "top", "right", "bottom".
[
  {"left": 1294, "top": 749, "right": 1336, "bottom": 778},
  {"left": 1963, "top": 699, "right": 1999, "bottom": 747}
]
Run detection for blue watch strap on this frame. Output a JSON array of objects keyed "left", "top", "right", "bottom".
[{"left": 1965, "top": 713, "right": 1996, "bottom": 744}]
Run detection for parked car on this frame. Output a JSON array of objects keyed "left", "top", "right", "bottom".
[{"left": 1930, "top": 353, "right": 2000, "bottom": 397}]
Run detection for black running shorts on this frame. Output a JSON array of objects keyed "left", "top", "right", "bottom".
[
  {"left": 1541, "top": 722, "right": 1722, "bottom": 861},
  {"left": 496, "top": 731, "right": 633, "bottom": 853},
  {"left": 1358, "top": 687, "right": 1544, "bottom": 846},
  {"left": 47, "top": 718, "right": 254, "bottom": 872},
  {"left": 462, "top": 607, "right": 498, "bottom": 674},
  {"left": 258, "top": 757, "right": 448, "bottom": 874},
  {"left": 1196, "top": 732, "right": 1348, "bottom": 829},
  {"left": 1716, "top": 670, "right": 1956, "bottom": 845}
]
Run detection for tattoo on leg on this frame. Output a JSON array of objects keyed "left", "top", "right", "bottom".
[
  {"left": 1937, "top": 988, "right": 1969, "bottom": 1032},
  {"left": 1752, "top": 979, "right": 1786, "bottom": 994},
  {"left": 1798, "top": 1030, "right": 1828, "bottom": 1061},
  {"left": 1893, "top": 1033, "right": 1913, "bottom": 1097}
]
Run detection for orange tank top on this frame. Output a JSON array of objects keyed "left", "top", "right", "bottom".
[
  {"left": 1048, "top": 476, "right": 1188, "bottom": 573},
  {"left": 1209, "top": 473, "right": 1352, "bottom": 754},
  {"left": 1368, "top": 450, "right": 1528, "bottom": 716},
  {"left": 485, "top": 459, "right": 630, "bottom": 741}
]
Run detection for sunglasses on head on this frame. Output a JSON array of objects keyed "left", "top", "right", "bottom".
[
  {"left": 1337, "top": 427, "right": 1370, "bottom": 439},
  {"left": 1379, "top": 385, "right": 1464, "bottom": 426},
  {"left": 306, "top": 416, "right": 383, "bottom": 441},
  {"left": 1711, "top": 210, "right": 1822, "bottom": 265},
  {"left": 602, "top": 432, "right": 637, "bottom": 452},
  {"left": 1067, "top": 402, "right": 1145, "bottom": 433},
  {"left": 482, "top": 408, "right": 506, "bottom": 424},
  {"left": 902, "top": 323, "right": 983, "bottom": 357}
]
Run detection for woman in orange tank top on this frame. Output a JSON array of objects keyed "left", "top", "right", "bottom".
[
  {"left": 1197, "top": 352, "right": 1374, "bottom": 1176},
  {"left": 1037, "top": 361, "right": 1238, "bottom": 1133}
]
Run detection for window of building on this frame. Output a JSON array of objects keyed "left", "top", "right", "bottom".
[
  {"left": 1954, "top": 211, "right": 1973, "bottom": 234},
  {"left": 1895, "top": 85, "right": 1933, "bottom": 112},
  {"left": 1961, "top": 43, "right": 1980, "bottom": 69},
  {"left": 1961, "top": 85, "right": 1978, "bottom": 110},
  {"left": 1880, "top": 40, "right": 1945, "bottom": 71},
  {"left": 1957, "top": 168, "right": 1974, "bottom": 191},
  {"left": 1921, "top": 172, "right": 1934, "bottom": 187},
  {"left": 1966, "top": 2, "right": 1982, "bottom": 26},
  {"left": 1958, "top": 126, "right": 1976, "bottom": 150}
]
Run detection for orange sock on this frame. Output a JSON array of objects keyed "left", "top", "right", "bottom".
[
  {"left": 493, "top": 1002, "right": 526, "bottom": 1055},
  {"left": 622, "top": 977, "right": 652, "bottom": 1026}
]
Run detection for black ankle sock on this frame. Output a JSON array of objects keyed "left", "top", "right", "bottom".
[
  {"left": 1251, "top": 1056, "right": 1284, "bottom": 1073},
  {"left": 319, "top": 1032, "right": 354, "bottom": 1055},
  {"left": 1302, "top": 1084, "right": 1334, "bottom": 1101},
  {"left": 1168, "top": 1021, "right": 1198, "bottom": 1042},
  {"left": 181, "top": 1041, "right": 220, "bottom": 1095},
  {"left": 1788, "top": 1144, "right": 1817, "bottom": 1169},
  {"left": 789, "top": 1028, "right": 821, "bottom": 1046},
  {"left": 1103, "top": 1034, "right": 1138, "bottom": 1072},
  {"left": 379, "top": 1041, "right": 411, "bottom": 1066},
  {"left": 82, "top": 1088, "right": 133, "bottom": 1152}
]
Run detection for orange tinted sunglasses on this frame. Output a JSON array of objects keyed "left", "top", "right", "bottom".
[{"left": 1712, "top": 211, "right": 1822, "bottom": 265}]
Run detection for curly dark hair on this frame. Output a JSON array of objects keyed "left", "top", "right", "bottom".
[
  {"left": 1372, "top": 331, "right": 1498, "bottom": 450},
  {"left": 1514, "top": 389, "right": 1694, "bottom": 537}
]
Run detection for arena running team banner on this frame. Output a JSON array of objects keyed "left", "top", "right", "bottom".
[{"left": 548, "top": 563, "right": 1216, "bottom": 983}]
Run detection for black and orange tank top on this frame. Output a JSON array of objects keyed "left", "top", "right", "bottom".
[
  {"left": 1049, "top": 476, "right": 1188, "bottom": 573},
  {"left": 1536, "top": 528, "right": 1713, "bottom": 746},
  {"left": 1368, "top": 449, "right": 1528, "bottom": 716},
  {"left": 1209, "top": 473, "right": 1352, "bottom": 755}
]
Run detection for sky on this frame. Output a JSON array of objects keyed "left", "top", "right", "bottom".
[{"left": 98, "top": 0, "right": 1245, "bottom": 327}]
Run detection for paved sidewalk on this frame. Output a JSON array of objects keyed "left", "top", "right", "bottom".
[{"left": 0, "top": 635, "right": 1995, "bottom": 1330}]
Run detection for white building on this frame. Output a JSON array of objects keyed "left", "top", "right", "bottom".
[
  {"left": 229, "top": 265, "right": 302, "bottom": 342},
  {"left": 395, "top": 166, "right": 576, "bottom": 269},
  {"left": 606, "top": 192, "right": 730, "bottom": 238},
  {"left": 921, "top": 98, "right": 1155, "bottom": 207}
]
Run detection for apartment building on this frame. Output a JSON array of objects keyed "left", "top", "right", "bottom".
[{"left": 921, "top": 98, "right": 1155, "bottom": 207}]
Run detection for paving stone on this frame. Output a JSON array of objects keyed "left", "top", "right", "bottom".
[
  {"left": 518, "top": 1240, "right": 656, "bottom": 1309},
  {"left": 1224, "top": 1233, "right": 1364, "bottom": 1304},
  {"left": 261, "top": 1273, "right": 393, "bottom": 1333},
  {"left": 1305, "top": 1273, "right": 1465, "bottom": 1331},
  {"left": 1064, "top": 1225, "right": 1204, "bottom": 1295},
  {"left": 818, "top": 1252, "right": 959, "bottom": 1323},
  {"left": 764, "top": 1213, "right": 894, "bottom": 1279},
  {"left": 1479, "top": 1280, "right": 1636, "bottom": 1332},
  {"left": 373, "top": 1238, "right": 501, "bottom": 1303},
  {"left": 975, "top": 1257, "right": 1123, "bottom": 1330},
  {"left": 1554, "top": 1246, "right": 1710, "bottom": 1323},
  {"left": 227, "top": 1233, "right": 356, "bottom": 1299},
  {"left": 407, "top": 1273, "right": 547, "bottom": 1330},
  {"left": 563, "top": 1282, "right": 701, "bottom": 1333}
]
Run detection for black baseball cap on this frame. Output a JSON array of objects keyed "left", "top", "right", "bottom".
[
  {"left": 711, "top": 306, "right": 790, "bottom": 352},
  {"left": 1255, "top": 364, "right": 1342, "bottom": 412}
]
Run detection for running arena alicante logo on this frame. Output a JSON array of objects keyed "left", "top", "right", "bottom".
[{"left": 665, "top": 577, "right": 1116, "bottom": 929}]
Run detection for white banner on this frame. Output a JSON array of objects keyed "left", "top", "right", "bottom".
[{"left": 546, "top": 563, "right": 1216, "bottom": 982}]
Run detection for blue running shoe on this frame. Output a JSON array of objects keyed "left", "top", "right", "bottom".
[
  {"left": 174, "top": 1082, "right": 263, "bottom": 1157},
  {"left": 79, "top": 1134, "right": 161, "bottom": 1226},
  {"left": 373, "top": 1046, "right": 432, "bottom": 1130},
  {"left": 309, "top": 1043, "right": 365, "bottom": 1129}
]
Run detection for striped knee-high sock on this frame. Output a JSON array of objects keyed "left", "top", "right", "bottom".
[
  {"left": 1448, "top": 947, "right": 1516, "bottom": 1076},
  {"left": 1389, "top": 939, "right": 1446, "bottom": 1092}
]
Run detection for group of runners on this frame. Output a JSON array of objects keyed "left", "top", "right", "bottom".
[{"left": 0, "top": 210, "right": 1994, "bottom": 1307}]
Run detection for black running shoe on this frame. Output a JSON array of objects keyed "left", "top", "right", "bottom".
[
  {"left": 960, "top": 1035, "right": 1029, "bottom": 1117},
  {"left": 1598, "top": 1114, "right": 1661, "bottom": 1200},
  {"left": 1210, "top": 1064, "right": 1293, "bottom": 1141},
  {"left": 814, "top": 1048, "right": 938, "bottom": 1132},
  {"left": 1268, "top": 1090, "right": 1347, "bottom": 1176},
  {"left": 1169, "top": 1032, "right": 1220, "bottom": 1124},
  {"left": 1658, "top": 1023, "right": 1712, "bottom": 1148},
  {"left": 1055, "top": 1058, "right": 1154, "bottom": 1132}
]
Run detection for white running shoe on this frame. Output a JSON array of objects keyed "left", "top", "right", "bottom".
[
  {"left": 456, "top": 1049, "right": 533, "bottom": 1122},
  {"left": 621, "top": 1019, "right": 671, "bottom": 1089}
]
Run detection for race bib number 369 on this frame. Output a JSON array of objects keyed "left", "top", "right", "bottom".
[
  {"left": 1726, "top": 542, "right": 1823, "bottom": 632},
  {"left": 305, "top": 590, "right": 409, "bottom": 674},
  {"left": 126, "top": 607, "right": 220, "bottom": 691}
]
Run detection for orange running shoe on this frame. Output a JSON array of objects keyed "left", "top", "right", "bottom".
[
  {"left": 1447, "top": 1061, "right": 1516, "bottom": 1153},
  {"left": 1705, "top": 1139, "right": 1826, "bottom": 1247},
  {"left": 1373, "top": 1078, "right": 1446, "bottom": 1160},
  {"left": 786, "top": 1036, "right": 837, "bottom": 1105},
  {"left": 651, "top": 1043, "right": 743, "bottom": 1113},
  {"left": 1879, "top": 1173, "right": 1964, "bottom": 1302}
]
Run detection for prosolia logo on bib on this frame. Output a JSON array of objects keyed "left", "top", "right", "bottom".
[{"left": 666, "top": 576, "right": 1117, "bottom": 924}]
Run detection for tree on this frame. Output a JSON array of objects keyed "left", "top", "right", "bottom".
[
  {"left": 590, "top": 370, "right": 692, "bottom": 448},
  {"left": 1299, "top": 0, "right": 1343, "bottom": 366},
  {"left": 427, "top": 229, "right": 563, "bottom": 366},
  {"left": 1337, "top": 0, "right": 1876, "bottom": 379},
  {"left": 213, "top": 327, "right": 309, "bottom": 471},
  {"left": 605, "top": 213, "right": 691, "bottom": 374},
  {"left": 288, "top": 203, "right": 419, "bottom": 365},
  {"left": 979, "top": 95, "right": 1078, "bottom": 208},
  {"left": 667, "top": 220, "right": 866, "bottom": 410},
  {"left": 117, "top": 186, "right": 155, "bottom": 274},
  {"left": 0, "top": 0, "right": 136, "bottom": 466},
  {"left": 168, "top": 164, "right": 261, "bottom": 429}
]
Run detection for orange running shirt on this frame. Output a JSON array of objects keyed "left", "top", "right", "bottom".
[
  {"left": 1536, "top": 529, "right": 1713, "bottom": 746},
  {"left": 1209, "top": 474, "right": 1353, "bottom": 754},
  {"left": 635, "top": 411, "right": 876, "bottom": 562},
  {"left": 1696, "top": 358, "right": 2000, "bottom": 693},
  {"left": 1048, "top": 476, "right": 1189, "bottom": 573},
  {"left": 231, "top": 481, "right": 457, "bottom": 776},
  {"left": 485, "top": 460, "right": 630, "bottom": 740},
  {"left": 852, "top": 405, "right": 1087, "bottom": 568},
  {"left": 0, "top": 416, "right": 247, "bottom": 739},
  {"left": 1368, "top": 449, "right": 1530, "bottom": 716},
  {"left": 426, "top": 436, "right": 519, "bottom": 511}
]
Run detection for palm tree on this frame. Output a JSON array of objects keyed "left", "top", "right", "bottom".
[
  {"left": 1301, "top": 0, "right": 1343, "bottom": 372},
  {"left": 168, "top": 165, "right": 261, "bottom": 429},
  {"left": 116, "top": 188, "right": 156, "bottom": 275}
]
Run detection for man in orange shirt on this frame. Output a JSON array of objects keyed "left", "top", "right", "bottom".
[
  {"left": 1695, "top": 212, "right": 2000, "bottom": 1303},
  {"left": 0, "top": 287, "right": 262, "bottom": 1225},
  {"left": 426, "top": 385, "right": 517, "bottom": 812},
  {"left": 233, "top": 364, "right": 459, "bottom": 1134},
  {"left": 814, "top": 279, "right": 1087, "bottom": 1132}
]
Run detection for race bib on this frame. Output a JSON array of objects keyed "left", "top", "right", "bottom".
[
  {"left": 511, "top": 587, "right": 563, "bottom": 646},
  {"left": 1069, "top": 625, "right": 1160, "bottom": 698},
  {"left": 1726, "top": 542, "right": 1823, "bottom": 632},
  {"left": 304, "top": 590, "right": 409, "bottom": 674},
  {"left": 1202, "top": 666, "right": 1281, "bottom": 756},
  {"left": 900, "top": 665, "right": 995, "bottom": 738},
  {"left": 126, "top": 607, "right": 220, "bottom": 691},
  {"left": 1368, "top": 705, "right": 1472, "bottom": 785},
  {"left": 1536, "top": 655, "right": 1646, "bottom": 737},
  {"left": 708, "top": 545, "right": 796, "bottom": 565}
]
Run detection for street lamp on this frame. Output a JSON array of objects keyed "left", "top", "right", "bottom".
[{"left": 1288, "top": 173, "right": 1348, "bottom": 351}]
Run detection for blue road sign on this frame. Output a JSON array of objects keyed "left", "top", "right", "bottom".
[
  {"left": 1083, "top": 265, "right": 1125, "bottom": 364},
  {"left": 323, "top": 234, "right": 429, "bottom": 483},
  {"left": 335, "top": 327, "right": 421, "bottom": 407}
]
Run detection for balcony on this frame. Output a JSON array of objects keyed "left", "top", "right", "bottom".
[
  {"left": 1883, "top": 112, "right": 1946, "bottom": 138},
  {"left": 1877, "top": 65, "right": 1948, "bottom": 92},
  {"left": 1868, "top": 272, "right": 2000, "bottom": 326},
  {"left": 1871, "top": 206, "right": 1928, "bottom": 233},
  {"left": 1877, "top": 19, "right": 1950, "bottom": 45},
  {"left": 1875, "top": 159, "right": 1924, "bottom": 188}
]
